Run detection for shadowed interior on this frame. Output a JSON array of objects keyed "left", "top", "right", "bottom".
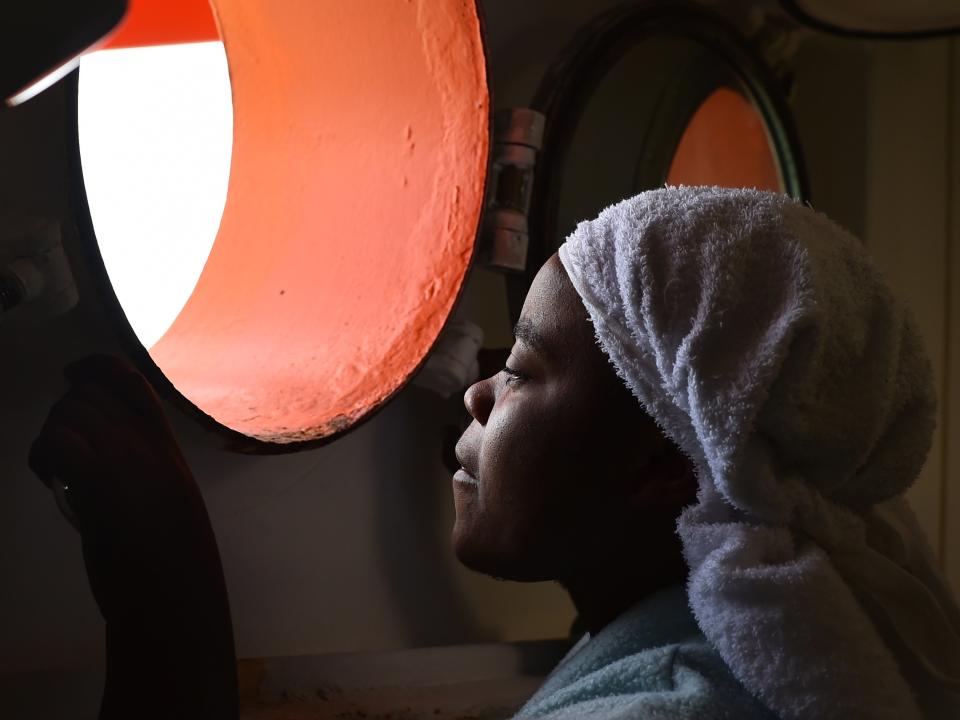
[{"left": 136, "top": 1, "right": 489, "bottom": 442}]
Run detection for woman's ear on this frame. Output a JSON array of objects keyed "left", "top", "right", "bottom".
[{"left": 629, "top": 440, "right": 697, "bottom": 511}]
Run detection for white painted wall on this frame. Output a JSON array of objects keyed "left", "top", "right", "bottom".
[
  {"left": 947, "top": 39, "right": 960, "bottom": 594},
  {"left": 793, "top": 34, "right": 959, "bottom": 586},
  {"left": 865, "top": 39, "right": 951, "bottom": 556}
]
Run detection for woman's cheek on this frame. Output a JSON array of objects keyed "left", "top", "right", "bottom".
[
  {"left": 484, "top": 398, "right": 554, "bottom": 497},
  {"left": 477, "top": 402, "right": 534, "bottom": 505},
  {"left": 476, "top": 419, "right": 511, "bottom": 507}
]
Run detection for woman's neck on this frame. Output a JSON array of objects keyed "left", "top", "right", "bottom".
[{"left": 560, "top": 546, "right": 686, "bottom": 636}]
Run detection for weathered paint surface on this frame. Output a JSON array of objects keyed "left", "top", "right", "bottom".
[
  {"left": 149, "top": 1, "right": 489, "bottom": 442},
  {"left": 667, "top": 87, "right": 781, "bottom": 192}
]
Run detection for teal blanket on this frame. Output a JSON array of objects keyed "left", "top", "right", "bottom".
[{"left": 514, "top": 586, "right": 777, "bottom": 719}]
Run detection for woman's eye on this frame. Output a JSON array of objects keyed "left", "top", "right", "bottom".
[{"left": 501, "top": 365, "right": 527, "bottom": 385}]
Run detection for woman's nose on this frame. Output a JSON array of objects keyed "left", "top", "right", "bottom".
[{"left": 464, "top": 377, "right": 495, "bottom": 425}]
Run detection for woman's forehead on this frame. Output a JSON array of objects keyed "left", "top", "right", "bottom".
[
  {"left": 517, "top": 256, "right": 596, "bottom": 361},
  {"left": 518, "top": 254, "right": 652, "bottom": 421}
]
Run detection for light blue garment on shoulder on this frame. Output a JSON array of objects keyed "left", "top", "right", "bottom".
[{"left": 514, "top": 585, "right": 778, "bottom": 720}]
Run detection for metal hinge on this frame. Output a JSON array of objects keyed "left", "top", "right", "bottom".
[
  {"left": 0, "top": 218, "right": 78, "bottom": 323},
  {"left": 478, "top": 108, "right": 545, "bottom": 273}
]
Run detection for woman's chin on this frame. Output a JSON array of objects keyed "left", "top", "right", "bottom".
[
  {"left": 451, "top": 524, "right": 549, "bottom": 582},
  {"left": 451, "top": 523, "right": 501, "bottom": 576},
  {"left": 450, "top": 518, "right": 479, "bottom": 566}
]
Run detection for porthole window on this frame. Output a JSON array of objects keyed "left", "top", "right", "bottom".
[
  {"left": 71, "top": 1, "right": 489, "bottom": 447},
  {"left": 515, "top": 4, "right": 806, "bottom": 319},
  {"left": 666, "top": 87, "right": 782, "bottom": 192}
]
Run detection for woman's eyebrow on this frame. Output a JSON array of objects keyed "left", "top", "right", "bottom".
[{"left": 513, "top": 318, "right": 552, "bottom": 359}]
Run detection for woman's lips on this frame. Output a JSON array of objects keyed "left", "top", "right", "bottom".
[{"left": 453, "top": 468, "right": 479, "bottom": 488}]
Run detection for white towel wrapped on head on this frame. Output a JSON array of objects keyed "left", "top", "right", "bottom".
[{"left": 558, "top": 186, "right": 960, "bottom": 720}]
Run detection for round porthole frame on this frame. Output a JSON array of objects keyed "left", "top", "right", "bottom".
[
  {"left": 63, "top": 3, "right": 493, "bottom": 455},
  {"left": 511, "top": 0, "right": 809, "bottom": 321}
]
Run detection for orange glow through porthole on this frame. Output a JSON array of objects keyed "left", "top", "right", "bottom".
[
  {"left": 81, "top": 1, "right": 489, "bottom": 444},
  {"left": 667, "top": 87, "right": 781, "bottom": 192},
  {"left": 102, "top": 0, "right": 219, "bottom": 49}
]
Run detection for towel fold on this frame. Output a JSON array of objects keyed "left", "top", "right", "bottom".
[{"left": 557, "top": 187, "right": 960, "bottom": 719}]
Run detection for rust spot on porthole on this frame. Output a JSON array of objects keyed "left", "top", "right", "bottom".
[{"left": 135, "top": 1, "right": 490, "bottom": 443}]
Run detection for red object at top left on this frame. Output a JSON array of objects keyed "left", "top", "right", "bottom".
[{"left": 102, "top": 0, "right": 219, "bottom": 49}]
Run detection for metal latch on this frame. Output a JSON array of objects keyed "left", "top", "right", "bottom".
[
  {"left": 479, "top": 108, "right": 545, "bottom": 273},
  {"left": 0, "top": 218, "right": 78, "bottom": 323}
]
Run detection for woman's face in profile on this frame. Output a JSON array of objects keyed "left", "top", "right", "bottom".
[{"left": 453, "top": 254, "right": 669, "bottom": 583}]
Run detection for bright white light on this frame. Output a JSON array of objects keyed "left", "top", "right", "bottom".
[{"left": 78, "top": 41, "right": 232, "bottom": 349}]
